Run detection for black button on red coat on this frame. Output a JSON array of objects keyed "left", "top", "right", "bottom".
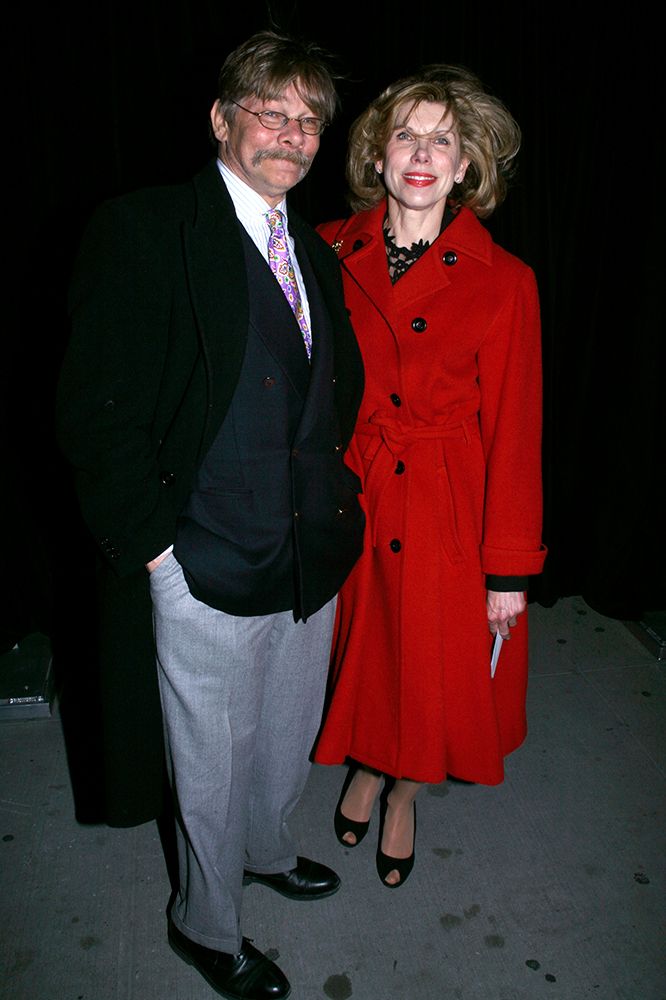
[
  {"left": 411, "top": 317, "right": 427, "bottom": 332},
  {"left": 443, "top": 251, "right": 457, "bottom": 266},
  {"left": 390, "top": 393, "right": 401, "bottom": 406},
  {"left": 389, "top": 539, "right": 402, "bottom": 552}
]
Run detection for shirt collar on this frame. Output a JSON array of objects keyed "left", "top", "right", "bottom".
[{"left": 217, "top": 159, "right": 288, "bottom": 228}]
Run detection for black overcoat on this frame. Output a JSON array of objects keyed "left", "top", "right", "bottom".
[{"left": 56, "top": 160, "right": 364, "bottom": 826}]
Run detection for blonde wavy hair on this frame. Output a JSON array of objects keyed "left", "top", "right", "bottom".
[{"left": 346, "top": 64, "right": 521, "bottom": 218}]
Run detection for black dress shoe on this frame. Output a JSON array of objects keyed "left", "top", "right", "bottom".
[
  {"left": 168, "top": 920, "right": 290, "bottom": 1000},
  {"left": 243, "top": 856, "right": 340, "bottom": 900}
]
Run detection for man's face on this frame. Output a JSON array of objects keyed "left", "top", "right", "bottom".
[{"left": 211, "top": 82, "right": 321, "bottom": 206}]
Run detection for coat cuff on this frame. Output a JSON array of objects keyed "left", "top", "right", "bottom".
[{"left": 480, "top": 543, "right": 547, "bottom": 577}]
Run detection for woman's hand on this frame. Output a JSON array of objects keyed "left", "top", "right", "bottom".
[{"left": 486, "top": 590, "right": 526, "bottom": 638}]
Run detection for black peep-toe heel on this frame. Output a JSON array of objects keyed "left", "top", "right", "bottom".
[
  {"left": 333, "top": 767, "right": 372, "bottom": 847},
  {"left": 376, "top": 791, "right": 416, "bottom": 888}
]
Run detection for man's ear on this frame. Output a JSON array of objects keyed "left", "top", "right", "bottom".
[{"left": 210, "top": 100, "right": 228, "bottom": 143}]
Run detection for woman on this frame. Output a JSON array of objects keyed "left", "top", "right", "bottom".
[{"left": 314, "top": 65, "right": 547, "bottom": 888}]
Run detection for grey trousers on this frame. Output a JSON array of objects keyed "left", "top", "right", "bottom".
[{"left": 149, "top": 553, "right": 336, "bottom": 953}]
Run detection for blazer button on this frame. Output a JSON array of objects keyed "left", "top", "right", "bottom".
[
  {"left": 389, "top": 538, "right": 402, "bottom": 552},
  {"left": 390, "top": 393, "right": 401, "bottom": 407},
  {"left": 353, "top": 239, "right": 364, "bottom": 251},
  {"left": 263, "top": 376, "right": 276, "bottom": 387},
  {"left": 411, "top": 317, "right": 427, "bottom": 333},
  {"left": 395, "top": 460, "right": 405, "bottom": 475},
  {"left": 160, "top": 470, "right": 175, "bottom": 487},
  {"left": 442, "top": 251, "right": 458, "bottom": 266}
]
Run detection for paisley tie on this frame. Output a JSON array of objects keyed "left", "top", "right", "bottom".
[{"left": 266, "top": 209, "right": 312, "bottom": 359}]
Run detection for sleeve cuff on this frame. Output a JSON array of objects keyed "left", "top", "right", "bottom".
[{"left": 480, "top": 542, "right": 548, "bottom": 577}]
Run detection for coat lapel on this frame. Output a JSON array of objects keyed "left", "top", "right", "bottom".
[
  {"left": 334, "top": 208, "right": 393, "bottom": 316},
  {"left": 182, "top": 163, "right": 248, "bottom": 441},
  {"left": 330, "top": 203, "right": 495, "bottom": 312}
]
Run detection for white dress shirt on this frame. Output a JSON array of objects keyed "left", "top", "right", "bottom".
[{"left": 217, "top": 159, "right": 312, "bottom": 330}]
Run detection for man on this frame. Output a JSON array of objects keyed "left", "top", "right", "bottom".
[{"left": 56, "top": 31, "right": 365, "bottom": 1000}]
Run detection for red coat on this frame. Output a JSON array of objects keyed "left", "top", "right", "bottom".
[{"left": 314, "top": 204, "right": 547, "bottom": 785}]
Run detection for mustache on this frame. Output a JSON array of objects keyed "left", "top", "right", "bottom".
[{"left": 253, "top": 149, "right": 312, "bottom": 170}]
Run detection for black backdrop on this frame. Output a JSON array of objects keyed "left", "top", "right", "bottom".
[{"left": 7, "top": 1, "right": 665, "bottom": 653}]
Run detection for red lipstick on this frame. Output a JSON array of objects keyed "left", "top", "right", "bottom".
[{"left": 403, "top": 173, "right": 436, "bottom": 187}]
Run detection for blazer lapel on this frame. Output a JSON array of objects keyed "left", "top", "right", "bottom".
[
  {"left": 241, "top": 229, "right": 311, "bottom": 396},
  {"left": 291, "top": 233, "right": 334, "bottom": 440}
]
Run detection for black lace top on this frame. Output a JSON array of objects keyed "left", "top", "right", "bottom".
[{"left": 383, "top": 205, "right": 456, "bottom": 284}]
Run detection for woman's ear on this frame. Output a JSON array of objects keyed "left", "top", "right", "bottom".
[{"left": 455, "top": 157, "right": 470, "bottom": 184}]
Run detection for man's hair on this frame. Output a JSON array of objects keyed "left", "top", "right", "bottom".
[
  {"left": 346, "top": 64, "right": 521, "bottom": 218},
  {"left": 214, "top": 30, "right": 339, "bottom": 127}
]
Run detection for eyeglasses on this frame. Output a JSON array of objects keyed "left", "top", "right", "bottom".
[{"left": 231, "top": 100, "right": 328, "bottom": 136}]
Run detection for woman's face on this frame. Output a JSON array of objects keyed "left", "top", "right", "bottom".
[{"left": 376, "top": 101, "right": 469, "bottom": 216}]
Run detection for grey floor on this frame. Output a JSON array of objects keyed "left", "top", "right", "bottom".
[{"left": 1, "top": 596, "right": 665, "bottom": 1000}]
